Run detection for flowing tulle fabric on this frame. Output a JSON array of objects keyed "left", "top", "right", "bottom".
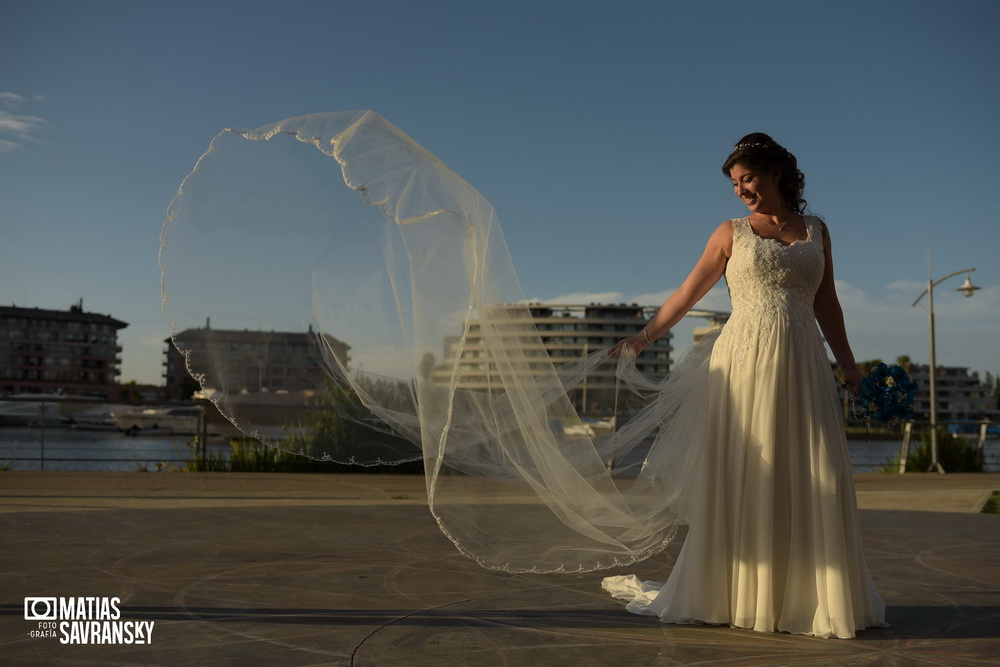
[
  {"left": 603, "top": 218, "right": 886, "bottom": 637},
  {"left": 160, "top": 111, "right": 707, "bottom": 573},
  {"left": 160, "top": 113, "right": 885, "bottom": 637}
]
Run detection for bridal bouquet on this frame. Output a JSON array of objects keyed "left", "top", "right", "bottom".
[{"left": 855, "top": 363, "right": 919, "bottom": 425}]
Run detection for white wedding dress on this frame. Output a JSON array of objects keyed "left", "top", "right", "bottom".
[{"left": 602, "top": 216, "right": 887, "bottom": 638}]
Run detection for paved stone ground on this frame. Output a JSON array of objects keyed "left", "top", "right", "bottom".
[{"left": 1, "top": 472, "right": 998, "bottom": 666}]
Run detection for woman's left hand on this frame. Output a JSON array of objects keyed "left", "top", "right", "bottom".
[{"left": 843, "top": 367, "right": 864, "bottom": 397}]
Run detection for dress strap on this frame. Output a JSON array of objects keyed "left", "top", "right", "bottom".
[
  {"left": 803, "top": 215, "right": 821, "bottom": 244},
  {"left": 731, "top": 216, "right": 751, "bottom": 239}
]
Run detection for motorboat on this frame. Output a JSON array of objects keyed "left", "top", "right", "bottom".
[
  {"left": 67, "top": 403, "right": 133, "bottom": 430},
  {"left": 0, "top": 394, "right": 80, "bottom": 426},
  {"left": 561, "top": 416, "right": 617, "bottom": 438},
  {"left": 111, "top": 406, "right": 209, "bottom": 435}
]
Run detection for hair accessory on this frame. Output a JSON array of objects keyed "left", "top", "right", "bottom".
[{"left": 734, "top": 142, "right": 770, "bottom": 152}]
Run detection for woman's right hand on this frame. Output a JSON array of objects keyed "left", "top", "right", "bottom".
[{"left": 608, "top": 334, "right": 648, "bottom": 359}]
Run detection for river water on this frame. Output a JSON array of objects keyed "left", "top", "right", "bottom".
[{"left": 0, "top": 426, "right": 227, "bottom": 472}]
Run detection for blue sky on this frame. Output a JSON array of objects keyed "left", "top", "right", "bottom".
[{"left": 2, "top": 0, "right": 998, "bottom": 385}]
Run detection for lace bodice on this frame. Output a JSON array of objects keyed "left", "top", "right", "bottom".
[
  {"left": 717, "top": 216, "right": 826, "bottom": 368},
  {"left": 727, "top": 215, "right": 825, "bottom": 314}
]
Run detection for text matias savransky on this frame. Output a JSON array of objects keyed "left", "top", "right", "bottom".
[{"left": 24, "top": 596, "right": 155, "bottom": 645}]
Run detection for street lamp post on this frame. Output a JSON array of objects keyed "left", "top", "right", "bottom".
[{"left": 911, "top": 268, "right": 980, "bottom": 473}]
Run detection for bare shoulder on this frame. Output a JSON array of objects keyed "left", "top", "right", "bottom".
[
  {"left": 714, "top": 219, "right": 736, "bottom": 239},
  {"left": 709, "top": 220, "right": 735, "bottom": 258}
]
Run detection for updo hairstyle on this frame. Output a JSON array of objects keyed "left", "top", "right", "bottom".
[{"left": 722, "top": 132, "right": 807, "bottom": 214}]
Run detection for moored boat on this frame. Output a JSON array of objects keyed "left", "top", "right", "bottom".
[{"left": 110, "top": 406, "right": 211, "bottom": 435}]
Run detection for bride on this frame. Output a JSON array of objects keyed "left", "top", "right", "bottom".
[
  {"left": 602, "top": 133, "right": 886, "bottom": 638},
  {"left": 161, "top": 115, "right": 885, "bottom": 640}
]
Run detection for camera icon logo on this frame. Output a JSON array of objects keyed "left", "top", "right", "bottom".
[{"left": 24, "top": 597, "right": 58, "bottom": 621}]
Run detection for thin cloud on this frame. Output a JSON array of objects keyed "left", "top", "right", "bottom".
[
  {"left": 0, "top": 111, "right": 46, "bottom": 135},
  {"left": 0, "top": 92, "right": 27, "bottom": 105},
  {"left": 537, "top": 291, "right": 626, "bottom": 305},
  {"left": 0, "top": 92, "right": 47, "bottom": 152}
]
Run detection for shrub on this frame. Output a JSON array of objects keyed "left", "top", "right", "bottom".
[{"left": 881, "top": 427, "right": 983, "bottom": 473}]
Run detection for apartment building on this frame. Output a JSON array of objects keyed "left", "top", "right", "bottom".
[
  {"left": 432, "top": 303, "right": 713, "bottom": 415},
  {"left": 164, "top": 322, "right": 349, "bottom": 399},
  {"left": 909, "top": 364, "right": 999, "bottom": 422},
  {"left": 0, "top": 302, "right": 127, "bottom": 398}
]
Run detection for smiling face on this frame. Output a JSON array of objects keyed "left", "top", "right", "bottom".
[{"left": 729, "top": 163, "right": 783, "bottom": 214}]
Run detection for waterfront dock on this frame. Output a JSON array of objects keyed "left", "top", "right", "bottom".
[{"left": 2, "top": 471, "right": 999, "bottom": 665}]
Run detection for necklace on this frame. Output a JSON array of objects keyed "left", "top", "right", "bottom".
[{"left": 751, "top": 212, "right": 795, "bottom": 231}]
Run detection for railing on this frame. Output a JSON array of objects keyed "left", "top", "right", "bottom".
[{"left": 1, "top": 395, "right": 996, "bottom": 473}]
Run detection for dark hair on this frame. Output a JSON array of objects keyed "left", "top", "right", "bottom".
[{"left": 722, "top": 132, "right": 807, "bottom": 214}]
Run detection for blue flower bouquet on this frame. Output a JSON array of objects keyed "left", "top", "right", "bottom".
[{"left": 855, "top": 363, "right": 919, "bottom": 425}]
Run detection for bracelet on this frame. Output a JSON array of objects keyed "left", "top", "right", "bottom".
[{"left": 639, "top": 328, "right": 650, "bottom": 344}]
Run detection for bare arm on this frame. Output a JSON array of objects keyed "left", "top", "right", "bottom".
[
  {"left": 609, "top": 221, "right": 732, "bottom": 357},
  {"left": 813, "top": 222, "right": 863, "bottom": 391}
]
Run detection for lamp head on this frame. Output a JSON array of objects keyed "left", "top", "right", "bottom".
[{"left": 957, "top": 275, "right": 981, "bottom": 298}]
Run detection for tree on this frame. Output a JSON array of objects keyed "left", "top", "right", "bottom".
[
  {"left": 419, "top": 352, "right": 436, "bottom": 383},
  {"left": 858, "top": 359, "right": 883, "bottom": 376},
  {"left": 985, "top": 371, "right": 1000, "bottom": 403},
  {"left": 283, "top": 375, "right": 422, "bottom": 470},
  {"left": 894, "top": 355, "right": 913, "bottom": 373}
]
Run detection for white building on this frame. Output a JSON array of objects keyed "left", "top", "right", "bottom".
[{"left": 433, "top": 303, "right": 728, "bottom": 415}]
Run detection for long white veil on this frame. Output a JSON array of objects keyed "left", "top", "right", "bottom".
[{"left": 160, "top": 111, "right": 711, "bottom": 572}]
